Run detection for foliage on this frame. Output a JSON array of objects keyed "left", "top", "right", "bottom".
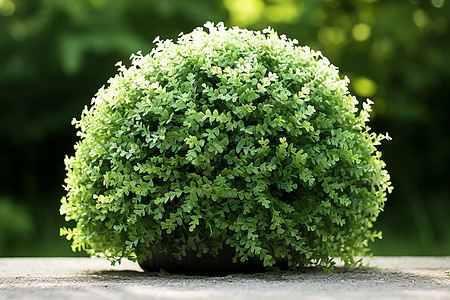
[
  {"left": 60, "top": 23, "right": 392, "bottom": 270},
  {"left": 1, "top": 0, "right": 448, "bottom": 258}
]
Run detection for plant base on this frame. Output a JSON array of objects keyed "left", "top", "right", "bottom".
[{"left": 138, "top": 245, "right": 267, "bottom": 276}]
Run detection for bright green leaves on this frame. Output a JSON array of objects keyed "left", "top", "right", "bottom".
[
  {"left": 236, "top": 139, "right": 245, "bottom": 154},
  {"left": 276, "top": 137, "right": 289, "bottom": 159},
  {"left": 204, "top": 108, "right": 220, "bottom": 119},
  {"left": 185, "top": 135, "right": 200, "bottom": 148},
  {"left": 60, "top": 22, "right": 392, "bottom": 272}
]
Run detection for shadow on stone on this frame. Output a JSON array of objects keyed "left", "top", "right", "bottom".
[{"left": 86, "top": 265, "right": 442, "bottom": 286}]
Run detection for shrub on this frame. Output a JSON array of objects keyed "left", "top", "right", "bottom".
[{"left": 60, "top": 22, "right": 392, "bottom": 271}]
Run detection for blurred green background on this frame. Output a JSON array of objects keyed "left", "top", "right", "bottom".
[{"left": 1, "top": 0, "right": 449, "bottom": 257}]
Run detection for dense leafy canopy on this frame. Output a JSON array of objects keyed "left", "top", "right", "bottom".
[{"left": 60, "top": 23, "right": 392, "bottom": 270}]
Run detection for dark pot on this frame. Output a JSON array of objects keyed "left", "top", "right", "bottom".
[{"left": 138, "top": 245, "right": 267, "bottom": 276}]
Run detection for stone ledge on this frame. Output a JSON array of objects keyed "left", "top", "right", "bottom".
[{"left": 1, "top": 257, "right": 449, "bottom": 299}]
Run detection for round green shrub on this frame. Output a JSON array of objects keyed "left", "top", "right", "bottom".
[{"left": 60, "top": 22, "right": 392, "bottom": 271}]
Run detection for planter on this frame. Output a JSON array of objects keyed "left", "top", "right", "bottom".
[{"left": 138, "top": 245, "right": 267, "bottom": 276}]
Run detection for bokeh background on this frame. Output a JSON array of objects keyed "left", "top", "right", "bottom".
[{"left": 1, "top": 0, "right": 449, "bottom": 257}]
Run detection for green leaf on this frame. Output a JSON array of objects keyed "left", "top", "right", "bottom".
[{"left": 236, "top": 140, "right": 244, "bottom": 153}]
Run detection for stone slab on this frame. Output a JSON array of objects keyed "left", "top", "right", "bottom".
[{"left": 0, "top": 257, "right": 449, "bottom": 299}]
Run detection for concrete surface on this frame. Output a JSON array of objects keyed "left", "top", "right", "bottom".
[{"left": 0, "top": 257, "right": 449, "bottom": 299}]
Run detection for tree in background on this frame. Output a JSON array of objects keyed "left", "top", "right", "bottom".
[{"left": 0, "top": 0, "right": 449, "bottom": 256}]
